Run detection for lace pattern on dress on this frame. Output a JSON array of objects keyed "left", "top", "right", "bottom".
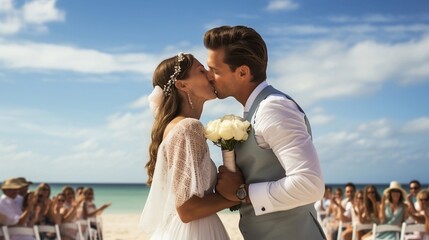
[{"left": 165, "top": 118, "right": 211, "bottom": 207}]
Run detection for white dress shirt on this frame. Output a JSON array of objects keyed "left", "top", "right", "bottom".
[
  {"left": 0, "top": 194, "right": 21, "bottom": 225},
  {"left": 244, "top": 81, "right": 325, "bottom": 216}
]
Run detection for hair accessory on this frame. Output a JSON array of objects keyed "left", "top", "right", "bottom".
[
  {"left": 163, "top": 52, "right": 185, "bottom": 96},
  {"left": 148, "top": 85, "right": 164, "bottom": 116}
]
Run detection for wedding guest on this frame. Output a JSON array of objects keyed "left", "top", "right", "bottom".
[
  {"left": 315, "top": 185, "right": 332, "bottom": 222},
  {"left": 325, "top": 188, "right": 343, "bottom": 240},
  {"left": 370, "top": 181, "right": 409, "bottom": 240},
  {"left": 342, "top": 182, "right": 357, "bottom": 207},
  {"left": 341, "top": 190, "right": 365, "bottom": 240},
  {"left": 60, "top": 186, "right": 84, "bottom": 240},
  {"left": 359, "top": 185, "right": 381, "bottom": 240},
  {"left": 409, "top": 180, "right": 422, "bottom": 210},
  {"left": 406, "top": 180, "right": 422, "bottom": 225},
  {"left": 77, "top": 187, "right": 110, "bottom": 240},
  {"left": 0, "top": 178, "right": 37, "bottom": 226},
  {"left": 21, "top": 191, "right": 42, "bottom": 227},
  {"left": 205, "top": 25, "right": 325, "bottom": 240},
  {"left": 31, "top": 183, "right": 53, "bottom": 227},
  {"left": 408, "top": 189, "right": 429, "bottom": 239},
  {"left": 78, "top": 187, "right": 111, "bottom": 220}
]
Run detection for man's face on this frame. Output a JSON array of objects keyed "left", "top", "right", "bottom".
[
  {"left": 206, "top": 48, "right": 238, "bottom": 99},
  {"left": 409, "top": 183, "right": 420, "bottom": 196},
  {"left": 345, "top": 186, "right": 355, "bottom": 199},
  {"left": 3, "top": 189, "right": 19, "bottom": 199}
]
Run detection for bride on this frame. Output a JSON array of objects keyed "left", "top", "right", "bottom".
[{"left": 140, "top": 53, "right": 238, "bottom": 239}]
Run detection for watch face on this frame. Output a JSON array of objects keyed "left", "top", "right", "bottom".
[{"left": 237, "top": 188, "right": 246, "bottom": 200}]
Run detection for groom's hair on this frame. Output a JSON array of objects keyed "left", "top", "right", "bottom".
[{"left": 203, "top": 25, "right": 267, "bottom": 83}]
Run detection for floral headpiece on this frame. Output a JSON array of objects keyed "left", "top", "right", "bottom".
[{"left": 163, "top": 52, "right": 185, "bottom": 96}]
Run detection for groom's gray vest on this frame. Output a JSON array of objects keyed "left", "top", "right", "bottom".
[{"left": 235, "top": 86, "right": 326, "bottom": 240}]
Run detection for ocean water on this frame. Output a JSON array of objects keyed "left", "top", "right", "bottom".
[{"left": 28, "top": 182, "right": 427, "bottom": 214}]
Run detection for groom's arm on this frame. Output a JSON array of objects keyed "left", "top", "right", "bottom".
[{"left": 248, "top": 95, "right": 325, "bottom": 216}]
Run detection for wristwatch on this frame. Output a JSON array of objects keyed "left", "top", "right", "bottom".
[{"left": 236, "top": 184, "right": 247, "bottom": 203}]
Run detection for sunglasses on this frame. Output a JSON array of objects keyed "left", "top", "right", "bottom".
[
  {"left": 410, "top": 186, "right": 420, "bottom": 190},
  {"left": 419, "top": 198, "right": 428, "bottom": 202}
]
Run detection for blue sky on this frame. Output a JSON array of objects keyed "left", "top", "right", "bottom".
[{"left": 1, "top": 0, "right": 428, "bottom": 184}]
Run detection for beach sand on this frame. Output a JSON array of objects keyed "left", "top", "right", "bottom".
[{"left": 102, "top": 213, "right": 244, "bottom": 240}]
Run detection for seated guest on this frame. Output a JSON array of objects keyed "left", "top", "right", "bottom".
[
  {"left": 0, "top": 178, "right": 32, "bottom": 226},
  {"left": 341, "top": 190, "right": 365, "bottom": 240},
  {"left": 408, "top": 189, "right": 429, "bottom": 239},
  {"left": 363, "top": 181, "right": 408, "bottom": 240}
]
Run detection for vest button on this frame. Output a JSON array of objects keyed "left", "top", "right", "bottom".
[{"left": 261, "top": 207, "right": 265, "bottom": 211}]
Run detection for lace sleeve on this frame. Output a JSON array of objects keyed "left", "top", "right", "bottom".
[{"left": 166, "top": 118, "right": 209, "bottom": 207}]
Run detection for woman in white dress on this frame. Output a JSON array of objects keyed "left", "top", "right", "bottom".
[{"left": 140, "top": 53, "right": 239, "bottom": 239}]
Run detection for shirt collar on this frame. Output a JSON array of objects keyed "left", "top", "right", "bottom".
[{"left": 243, "top": 81, "right": 268, "bottom": 113}]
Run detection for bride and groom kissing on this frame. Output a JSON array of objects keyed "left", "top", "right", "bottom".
[{"left": 140, "top": 25, "right": 326, "bottom": 240}]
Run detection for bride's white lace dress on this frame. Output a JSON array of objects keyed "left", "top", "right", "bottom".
[{"left": 140, "top": 118, "right": 230, "bottom": 240}]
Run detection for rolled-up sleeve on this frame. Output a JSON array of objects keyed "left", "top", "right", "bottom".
[{"left": 248, "top": 95, "right": 325, "bottom": 216}]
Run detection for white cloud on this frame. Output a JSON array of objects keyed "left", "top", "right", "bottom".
[
  {"left": 22, "top": 0, "right": 64, "bottom": 24},
  {"left": 308, "top": 107, "right": 335, "bottom": 126},
  {"left": 0, "top": 40, "right": 160, "bottom": 76},
  {"left": 401, "top": 117, "right": 429, "bottom": 133},
  {"left": 0, "top": 0, "right": 64, "bottom": 35},
  {"left": 270, "top": 35, "right": 429, "bottom": 105},
  {"left": 266, "top": 0, "right": 299, "bottom": 11}
]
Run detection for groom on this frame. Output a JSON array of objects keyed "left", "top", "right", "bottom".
[{"left": 205, "top": 25, "right": 326, "bottom": 240}]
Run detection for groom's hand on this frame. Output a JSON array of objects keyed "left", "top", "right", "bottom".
[{"left": 216, "top": 165, "right": 244, "bottom": 202}]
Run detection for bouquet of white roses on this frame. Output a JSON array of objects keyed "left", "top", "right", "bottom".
[{"left": 205, "top": 114, "right": 251, "bottom": 172}]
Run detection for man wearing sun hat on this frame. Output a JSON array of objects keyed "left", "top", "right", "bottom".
[
  {"left": 15, "top": 177, "right": 33, "bottom": 209},
  {"left": 0, "top": 178, "right": 35, "bottom": 226}
]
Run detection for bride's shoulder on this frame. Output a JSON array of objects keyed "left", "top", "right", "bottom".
[{"left": 163, "top": 117, "right": 203, "bottom": 139}]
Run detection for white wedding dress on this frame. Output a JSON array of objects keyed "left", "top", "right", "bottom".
[{"left": 140, "top": 118, "right": 230, "bottom": 240}]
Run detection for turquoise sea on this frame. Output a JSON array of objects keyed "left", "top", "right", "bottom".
[{"left": 28, "top": 182, "right": 428, "bottom": 214}]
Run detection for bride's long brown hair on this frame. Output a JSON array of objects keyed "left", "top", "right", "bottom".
[{"left": 146, "top": 53, "right": 194, "bottom": 185}]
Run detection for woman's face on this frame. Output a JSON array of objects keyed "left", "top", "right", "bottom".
[
  {"left": 390, "top": 189, "right": 402, "bottom": 202},
  {"left": 64, "top": 189, "right": 75, "bottom": 202},
  {"left": 40, "top": 184, "right": 51, "bottom": 198},
  {"left": 182, "top": 59, "right": 217, "bottom": 102},
  {"left": 356, "top": 193, "right": 363, "bottom": 203},
  {"left": 419, "top": 193, "right": 428, "bottom": 208}
]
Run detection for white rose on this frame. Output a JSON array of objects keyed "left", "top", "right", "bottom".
[
  {"left": 231, "top": 119, "right": 247, "bottom": 140},
  {"left": 218, "top": 119, "right": 234, "bottom": 140},
  {"left": 205, "top": 119, "right": 221, "bottom": 142}
]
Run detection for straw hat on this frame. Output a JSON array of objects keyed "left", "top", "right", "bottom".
[
  {"left": 1, "top": 178, "right": 27, "bottom": 190},
  {"left": 383, "top": 181, "right": 407, "bottom": 197},
  {"left": 16, "top": 177, "right": 33, "bottom": 186}
]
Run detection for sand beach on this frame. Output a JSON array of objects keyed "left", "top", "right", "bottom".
[{"left": 102, "top": 212, "right": 243, "bottom": 240}]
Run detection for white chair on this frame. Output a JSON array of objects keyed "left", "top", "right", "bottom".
[
  {"left": 400, "top": 222, "right": 425, "bottom": 240},
  {"left": 1, "top": 226, "right": 9, "bottom": 240},
  {"left": 371, "top": 223, "right": 401, "bottom": 240},
  {"left": 337, "top": 221, "right": 344, "bottom": 240},
  {"left": 351, "top": 223, "right": 373, "bottom": 240},
  {"left": 34, "top": 224, "right": 62, "bottom": 240},
  {"left": 87, "top": 217, "right": 103, "bottom": 240},
  {"left": 60, "top": 222, "right": 84, "bottom": 240},
  {"left": 2, "top": 226, "right": 38, "bottom": 240}
]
